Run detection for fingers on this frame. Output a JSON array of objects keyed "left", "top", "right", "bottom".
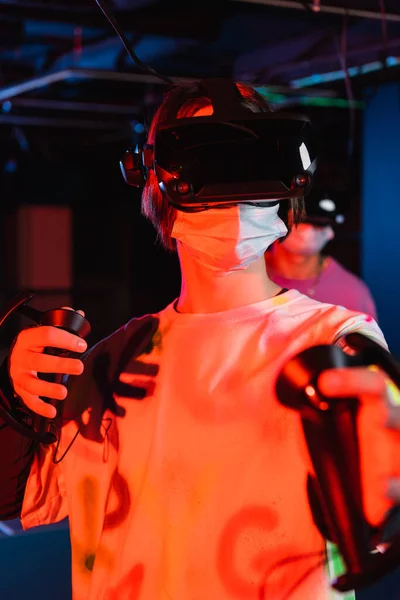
[
  {"left": 357, "top": 389, "right": 396, "bottom": 526},
  {"left": 386, "top": 405, "right": 400, "bottom": 430},
  {"left": 16, "top": 374, "right": 67, "bottom": 401},
  {"left": 387, "top": 478, "right": 400, "bottom": 503},
  {"left": 15, "top": 325, "right": 87, "bottom": 354},
  {"left": 22, "top": 352, "right": 84, "bottom": 376},
  {"left": 318, "top": 367, "right": 387, "bottom": 399},
  {"left": 9, "top": 310, "right": 88, "bottom": 417},
  {"left": 317, "top": 366, "right": 399, "bottom": 526},
  {"left": 13, "top": 389, "right": 58, "bottom": 419},
  {"left": 61, "top": 306, "right": 85, "bottom": 317}
]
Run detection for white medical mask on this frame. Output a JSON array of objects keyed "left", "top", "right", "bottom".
[
  {"left": 281, "top": 223, "right": 334, "bottom": 256},
  {"left": 171, "top": 203, "right": 288, "bottom": 275}
]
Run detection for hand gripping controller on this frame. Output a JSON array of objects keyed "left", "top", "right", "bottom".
[
  {"left": 0, "top": 291, "right": 90, "bottom": 445},
  {"left": 275, "top": 333, "right": 400, "bottom": 591}
]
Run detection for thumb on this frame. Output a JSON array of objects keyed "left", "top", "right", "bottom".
[{"left": 61, "top": 306, "right": 85, "bottom": 317}]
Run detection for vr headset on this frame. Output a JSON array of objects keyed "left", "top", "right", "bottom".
[
  {"left": 304, "top": 190, "right": 346, "bottom": 227},
  {"left": 120, "top": 78, "right": 318, "bottom": 212}
]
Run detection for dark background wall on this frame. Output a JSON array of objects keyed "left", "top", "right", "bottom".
[{"left": 1, "top": 0, "right": 400, "bottom": 597}]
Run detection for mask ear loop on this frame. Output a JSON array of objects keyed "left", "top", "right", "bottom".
[
  {"left": 101, "top": 417, "right": 113, "bottom": 463},
  {"left": 51, "top": 419, "right": 81, "bottom": 464},
  {"left": 51, "top": 416, "right": 114, "bottom": 464}
]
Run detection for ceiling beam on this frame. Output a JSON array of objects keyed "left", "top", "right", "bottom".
[
  {"left": 0, "top": 69, "right": 187, "bottom": 103},
  {"left": 7, "top": 97, "right": 141, "bottom": 114},
  {"left": 0, "top": 67, "right": 341, "bottom": 106},
  {"left": 0, "top": 1, "right": 223, "bottom": 38},
  {"left": 0, "top": 114, "right": 129, "bottom": 129},
  {"left": 247, "top": 35, "right": 400, "bottom": 83},
  {"left": 231, "top": 0, "right": 400, "bottom": 23}
]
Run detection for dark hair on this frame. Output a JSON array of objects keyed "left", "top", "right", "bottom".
[{"left": 141, "top": 81, "right": 305, "bottom": 251}]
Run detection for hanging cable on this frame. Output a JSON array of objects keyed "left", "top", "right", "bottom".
[
  {"left": 335, "top": 11, "right": 355, "bottom": 159},
  {"left": 95, "top": 0, "right": 173, "bottom": 86}
]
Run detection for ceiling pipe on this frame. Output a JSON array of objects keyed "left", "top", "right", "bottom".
[
  {"left": 0, "top": 114, "right": 129, "bottom": 129},
  {"left": 4, "top": 91, "right": 354, "bottom": 118},
  {"left": 251, "top": 35, "right": 400, "bottom": 80},
  {"left": 0, "top": 69, "right": 186, "bottom": 103},
  {"left": 49, "top": 35, "right": 194, "bottom": 72},
  {"left": 231, "top": 0, "right": 400, "bottom": 22},
  {"left": 7, "top": 97, "right": 141, "bottom": 114},
  {"left": 0, "top": 67, "right": 339, "bottom": 105},
  {"left": 0, "top": 522, "right": 15, "bottom": 536}
]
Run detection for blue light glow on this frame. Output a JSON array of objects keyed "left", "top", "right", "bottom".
[
  {"left": 291, "top": 57, "right": 400, "bottom": 89},
  {"left": 1, "top": 100, "right": 12, "bottom": 113}
]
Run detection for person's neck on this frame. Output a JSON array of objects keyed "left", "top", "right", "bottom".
[
  {"left": 176, "top": 242, "right": 282, "bottom": 314},
  {"left": 267, "top": 244, "right": 325, "bottom": 280}
]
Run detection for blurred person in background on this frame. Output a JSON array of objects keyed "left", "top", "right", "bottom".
[{"left": 265, "top": 191, "right": 377, "bottom": 320}]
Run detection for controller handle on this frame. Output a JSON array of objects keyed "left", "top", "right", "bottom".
[
  {"left": 0, "top": 292, "right": 90, "bottom": 445},
  {"left": 20, "top": 304, "right": 91, "bottom": 443},
  {"left": 275, "top": 334, "right": 400, "bottom": 591}
]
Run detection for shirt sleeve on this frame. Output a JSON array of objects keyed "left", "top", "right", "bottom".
[
  {"left": 333, "top": 311, "right": 388, "bottom": 351},
  {"left": 20, "top": 345, "right": 95, "bottom": 530},
  {"left": 362, "top": 288, "right": 378, "bottom": 323},
  {"left": 20, "top": 441, "right": 67, "bottom": 529}
]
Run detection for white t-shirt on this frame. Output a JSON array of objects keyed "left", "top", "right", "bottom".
[{"left": 21, "top": 290, "right": 386, "bottom": 600}]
